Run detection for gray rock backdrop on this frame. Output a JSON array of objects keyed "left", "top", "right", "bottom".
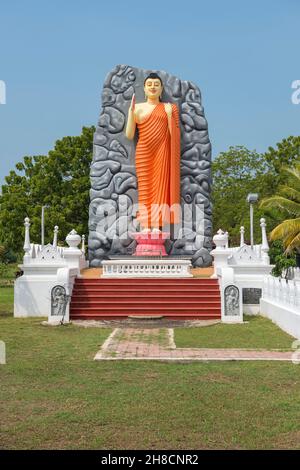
[{"left": 88, "top": 64, "right": 213, "bottom": 267}]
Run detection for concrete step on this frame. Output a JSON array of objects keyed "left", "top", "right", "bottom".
[
  {"left": 71, "top": 300, "right": 221, "bottom": 308},
  {"left": 70, "top": 312, "right": 221, "bottom": 320},
  {"left": 71, "top": 293, "right": 221, "bottom": 299}
]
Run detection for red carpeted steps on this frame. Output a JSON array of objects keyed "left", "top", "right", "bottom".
[{"left": 70, "top": 278, "right": 221, "bottom": 320}]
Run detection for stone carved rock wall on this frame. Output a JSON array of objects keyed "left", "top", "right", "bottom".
[{"left": 89, "top": 65, "right": 213, "bottom": 267}]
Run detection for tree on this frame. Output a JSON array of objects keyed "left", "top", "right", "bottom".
[
  {"left": 212, "top": 146, "right": 276, "bottom": 245},
  {"left": 259, "top": 162, "right": 300, "bottom": 257},
  {"left": 0, "top": 126, "right": 94, "bottom": 253},
  {"left": 268, "top": 240, "right": 296, "bottom": 277},
  {"left": 264, "top": 135, "right": 300, "bottom": 177}
]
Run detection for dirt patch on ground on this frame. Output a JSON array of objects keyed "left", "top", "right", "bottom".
[
  {"left": 272, "top": 430, "right": 300, "bottom": 449},
  {"left": 72, "top": 318, "right": 220, "bottom": 329}
]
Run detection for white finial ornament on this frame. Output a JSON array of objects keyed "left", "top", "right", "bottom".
[
  {"left": 24, "top": 217, "right": 31, "bottom": 258},
  {"left": 53, "top": 226, "right": 59, "bottom": 249},
  {"left": 260, "top": 218, "right": 270, "bottom": 264},
  {"left": 240, "top": 226, "right": 245, "bottom": 247}
]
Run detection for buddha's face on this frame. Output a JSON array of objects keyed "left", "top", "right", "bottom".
[{"left": 144, "top": 78, "right": 162, "bottom": 100}]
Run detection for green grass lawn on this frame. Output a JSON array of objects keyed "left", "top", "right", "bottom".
[
  {"left": 175, "top": 316, "right": 295, "bottom": 350},
  {"left": 1, "top": 289, "right": 300, "bottom": 449},
  {"left": 0, "top": 287, "right": 14, "bottom": 314},
  {"left": 0, "top": 263, "right": 19, "bottom": 287}
]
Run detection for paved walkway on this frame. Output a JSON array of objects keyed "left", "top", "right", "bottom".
[{"left": 94, "top": 328, "right": 295, "bottom": 362}]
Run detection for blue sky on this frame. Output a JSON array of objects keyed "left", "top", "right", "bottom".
[{"left": 0, "top": 0, "right": 299, "bottom": 186}]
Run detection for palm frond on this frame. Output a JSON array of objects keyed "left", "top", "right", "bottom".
[
  {"left": 269, "top": 218, "right": 300, "bottom": 241},
  {"left": 278, "top": 185, "right": 300, "bottom": 203},
  {"left": 263, "top": 162, "right": 300, "bottom": 254},
  {"left": 282, "top": 163, "right": 300, "bottom": 185},
  {"left": 282, "top": 231, "right": 299, "bottom": 248},
  {"left": 260, "top": 196, "right": 300, "bottom": 217},
  {"left": 284, "top": 232, "right": 300, "bottom": 254}
]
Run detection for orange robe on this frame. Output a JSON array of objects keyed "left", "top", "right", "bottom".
[{"left": 135, "top": 102, "right": 181, "bottom": 229}]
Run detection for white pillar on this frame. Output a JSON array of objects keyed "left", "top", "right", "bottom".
[
  {"left": 260, "top": 218, "right": 270, "bottom": 264},
  {"left": 210, "top": 229, "right": 231, "bottom": 279},
  {"left": 64, "top": 229, "right": 82, "bottom": 273},
  {"left": 23, "top": 217, "right": 31, "bottom": 261},
  {"left": 240, "top": 226, "right": 245, "bottom": 246},
  {"left": 53, "top": 226, "right": 59, "bottom": 249}
]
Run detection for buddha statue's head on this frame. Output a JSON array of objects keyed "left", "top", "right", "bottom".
[{"left": 144, "top": 73, "right": 163, "bottom": 101}]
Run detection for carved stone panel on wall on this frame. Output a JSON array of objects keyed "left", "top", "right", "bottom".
[
  {"left": 224, "top": 285, "right": 240, "bottom": 316},
  {"left": 51, "top": 286, "right": 68, "bottom": 317},
  {"left": 89, "top": 64, "right": 213, "bottom": 267},
  {"left": 242, "top": 288, "right": 262, "bottom": 304}
]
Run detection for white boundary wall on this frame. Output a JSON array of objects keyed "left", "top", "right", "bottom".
[
  {"left": 260, "top": 275, "right": 300, "bottom": 339},
  {"left": 260, "top": 299, "right": 300, "bottom": 340}
]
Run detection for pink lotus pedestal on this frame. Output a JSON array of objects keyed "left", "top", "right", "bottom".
[{"left": 130, "top": 232, "right": 170, "bottom": 257}]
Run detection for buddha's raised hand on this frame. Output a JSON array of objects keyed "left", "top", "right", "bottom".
[
  {"left": 130, "top": 94, "right": 136, "bottom": 113},
  {"left": 126, "top": 94, "right": 137, "bottom": 140}
]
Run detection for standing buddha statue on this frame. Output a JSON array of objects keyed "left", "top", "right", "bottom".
[{"left": 125, "top": 72, "right": 181, "bottom": 231}]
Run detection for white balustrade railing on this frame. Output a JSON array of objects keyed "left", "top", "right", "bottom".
[
  {"left": 263, "top": 275, "right": 300, "bottom": 310},
  {"left": 102, "top": 259, "right": 192, "bottom": 278},
  {"left": 281, "top": 266, "right": 300, "bottom": 282},
  {"left": 294, "top": 267, "right": 300, "bottom": 282}
]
